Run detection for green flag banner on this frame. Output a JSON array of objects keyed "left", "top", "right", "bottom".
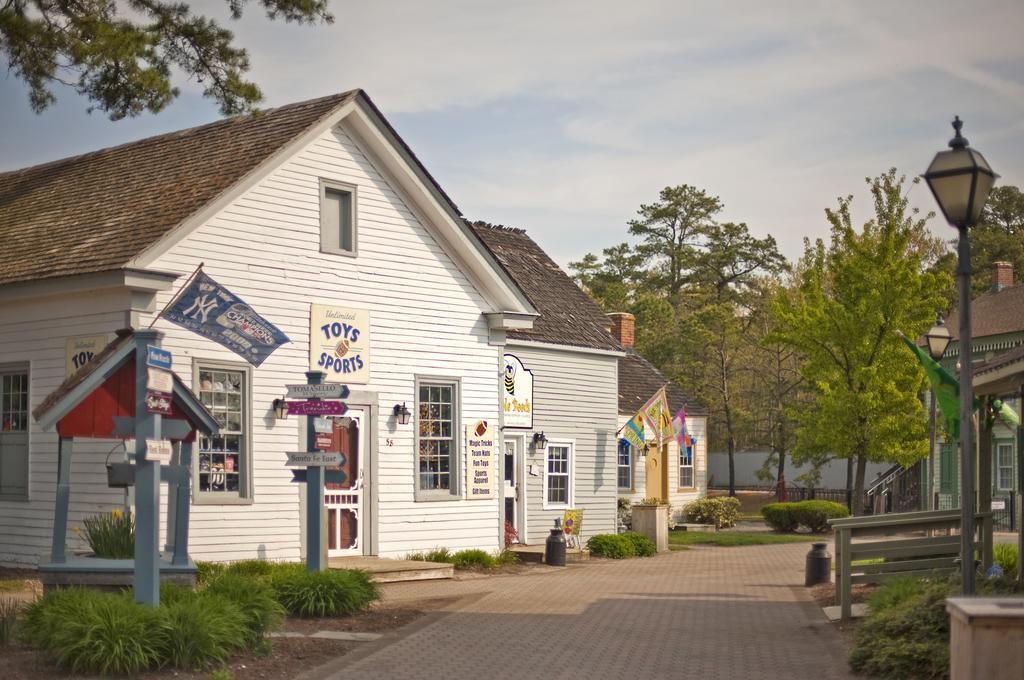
[{"left": 900, "top": 335, "right": 965, "bottom": 438}]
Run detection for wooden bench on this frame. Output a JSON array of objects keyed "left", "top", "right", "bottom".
[{"left": 829, "top": 509, "right": 993, "bottom": 620}]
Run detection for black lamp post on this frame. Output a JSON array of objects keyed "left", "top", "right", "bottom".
[
  {"left": 923, "top": 317, "right": 952, "bottom": 511},
  {"left": 923, "top": 116, "right": 998, "bottom": 595}
]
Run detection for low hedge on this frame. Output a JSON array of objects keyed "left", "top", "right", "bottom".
[
  {"left": 683, "top": 497, "right": 741, "bottom": 528},
  {"left": 761, "top": 500, "right": 849, "bottom": 533},
  {"left": 587, "top": 532, "right": 656, "bottom": 559}
]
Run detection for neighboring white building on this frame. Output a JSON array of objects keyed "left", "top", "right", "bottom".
[
  {"left": 706, "top": 450, "right": 890, "bottom": 490},
  {"left": 0, "top": 90, "right": 554, "bottom": 566},
  {"left": 471, "top": 223, "right": 622, "bottom": 545},
  {"left": 610, "top": 314, "right": 709, "bottom": 526}
]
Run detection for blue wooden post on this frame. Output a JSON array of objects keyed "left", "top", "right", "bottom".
[
  {"left": 172, "top": 441, "right": 193, "bottom": 567},
  {"left": 133, "top": 330, "right": 162, "bottom": 606},
  {"left": 306, "top": 371, "right": 326, "bottom": 572},
  {"left": 50, "top": 437, "right": 73, "bottom": 563}
]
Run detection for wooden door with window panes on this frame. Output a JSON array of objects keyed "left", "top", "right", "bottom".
[{"left": 324, "top": 412, "right": 363, "bottom": 556}]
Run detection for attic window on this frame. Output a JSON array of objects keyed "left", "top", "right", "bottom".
[{"left": 320, "top": 180, "right": 357, "bottom": 256}]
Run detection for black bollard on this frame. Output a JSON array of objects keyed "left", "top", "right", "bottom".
[
  {"left": 805, "top": 542, "right": 832, "bottom": 586},
  {"left": 545, "top": 518, "right": 566, "bottom": 567}
]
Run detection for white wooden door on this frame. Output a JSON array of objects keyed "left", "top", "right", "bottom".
[{"left": 504, "top": 438, "right": 521, "bottom": 543}]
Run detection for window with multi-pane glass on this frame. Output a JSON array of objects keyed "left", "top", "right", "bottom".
[
  {"left": 196, "top": 366, "right": 246, "bottom": 499},
  {"left": 997, "top": 443, "right": 1014, "bottom": 491},
  {"left": 546, "top": 445, "right": 570, "bottom": 506},
  {"left": 679, "top": 440, "right": 694, "bottom": 488},
  {"left": 0, "top": 367, "right": 29, "bottom": 498},
  {"left": 617, "top": 440, "right": 632, "bottom": 490},
  {"left": 417, "top": 382, "right": 456, "bottom": 495}
]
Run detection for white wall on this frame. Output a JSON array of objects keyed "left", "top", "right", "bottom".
[
  {"left": 707, "top": 450, "right": 890, "bottom": 490},
  {"left": 617, "top": 414, "right": 707, "bottom": 525},
  {"left": 0, "top": 291, "right": 132, "bottom": 566},
  {"left": 505, "top": 345, "right": 618, "bottom": 545}
]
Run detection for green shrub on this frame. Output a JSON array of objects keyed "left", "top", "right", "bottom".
[
  {"left": 20, "top": 588, "right": 166, "bottom": 675},
  {"left": 203, "top": 572, "right": 283, "bottom": 642},
  {"left": 586, "top": 534, "right": 635, "bottom": 559},
  {"left": 196, "top": 561, "right": 226, "bottom": 585},
  {"left": 494, "top": 549, "right": 519, "bottom": 566},
  {"left": 761, "top": 500, "right": 849, "bottom": 532},
  {"left": 620, "top": 532, "right": 656, "bottom": 557},
  {"left": 761, "top": 503, "right": 798, "bottom": 532},
  {"left": 159, "top": 593, "right": 248, "bottom": 669},
  {"left": 791, "top": 500, "right": 849, "bottom": 532},
  {"left": 0, "top": 595, "right": 21, "bottom": 645},
  {"left": 271, "top": 568, "right": 379, "bottom": 618},
  {"left": 209, "top": 669, "right": 235, "bottom": 680},
  {"left": 450, "top": 549, "right": 497, "bottom": 569},
  {"left": 993, "top": 543, "right": 1020, "bottom": 576},
  {"left": 866, "top": 576, "right": 935, "bottom": 614},
  {"left": 406, "top": 547, "right": 454, "bottom": 563},
  {"left": 81, "top": 508, "right": 135, "bottom": 559},
  {"left": 683, "top": 497, "right": 741, "bottom": 528},
  {"left": 849, "top": 579, "right": 955, "bottom": 679}
]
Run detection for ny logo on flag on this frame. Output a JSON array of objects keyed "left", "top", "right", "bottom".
[{"left": 183, "top": 294, "right": 217, "bottom": 322}]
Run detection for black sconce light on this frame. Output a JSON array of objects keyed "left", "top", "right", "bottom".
[
  {"left": 272, "top": 398, "right": 288, "bottom": 420},
  {"left": 533, "top": 431, "right": 548, "bottom": 451},
  {"left": 393, "top": 402, "right": 411, "bottom": 425}
]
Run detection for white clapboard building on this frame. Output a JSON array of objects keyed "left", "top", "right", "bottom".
[{"left": 0, "top": 90, "right": 624, "bottom": 566}]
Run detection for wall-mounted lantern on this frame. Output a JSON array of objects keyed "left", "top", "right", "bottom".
[
  {"left": 533, "top": 431, "right": 548, "bottom": 451},
  {"left": 272, "top": 398, "right": 288, "bottom": 420},
  {"left": 393, "top": 402, "right": 411, "bottom": 425}
]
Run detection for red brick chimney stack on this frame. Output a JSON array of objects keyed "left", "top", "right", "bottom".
[
  {"left": 992, "top": 261, "right": 1014, "bottom": 292},
  {"left": 607, "top": 312, "right": 635, "bottom": 349}
]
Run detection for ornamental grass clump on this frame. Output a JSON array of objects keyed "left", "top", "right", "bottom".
[
  {"left": 202, "top": 572, "right": 284, "bottom": 643},
  {"left": 0, "top": 596, "right": 21, "bottom": 645},
  {"left": 270, "top": 568, "right": 379, "bottom": 618},
  {"left": 81, "top": 508, "right": 135, "bottom": 559},
  {"left": 159, "top": 593, "right": 249, "bottom": 669}
]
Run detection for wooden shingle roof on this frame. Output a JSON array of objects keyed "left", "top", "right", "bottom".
[
  {"left": 618, "top": 352, "right": 708, "bottom": 417},
  {"left": 0, "top": 91, "right": 359, "bottom": 286},
  {"left": 945, "top": 283, "right": 1024, "bottom": 340},
  {"left": 470, "top": 222, "right": 621, "bottom": 352}
]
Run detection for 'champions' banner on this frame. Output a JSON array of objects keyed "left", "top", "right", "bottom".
[{"left": 163, "top": 269, "right": 289, "bottom": 367}]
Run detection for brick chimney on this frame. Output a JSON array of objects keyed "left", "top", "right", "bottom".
[
  {"left": 992, "top": 261, "right": 1014, "bottom": 292},
  {"left": 607, "top": 312, "right": 635, "bottom": 349}
]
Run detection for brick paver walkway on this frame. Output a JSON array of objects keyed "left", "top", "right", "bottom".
[{"left": 309, "top": 543, "right": 856, "bottom": 680}]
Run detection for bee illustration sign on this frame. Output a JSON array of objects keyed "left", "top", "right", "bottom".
[
  {"left": 310, "top": 304, "right": 370, "bottom": 384},
  {"left": 466, "top": 419, "right": 496, "bottom": 499},
  {"left": 502, "top": 354, "right": 534, "bottom": 429}
]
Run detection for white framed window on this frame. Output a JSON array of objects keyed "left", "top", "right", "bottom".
[
  {"left": 996, "top": 442, "right": 1014, "bottom": 491},
  {"left": 617, "top": 439, "right": 632, "bottom": 490},
  {"left": 679, "top": 438, "right": 695, "bottom": 489},
  {"left": 194, "top": 361, "right": 252, "bottom": 504},
  {"left": 0, "top": 364, "right": 29, "bottom": 500},
  {"left": 320, "top": 179, "right": 357, "bottom": 256},
  {"left": 415, "top": 377, "right": 460, "bottom": 499},
  {"left": 544, "top": 441, "right": 573, "bottom": 509}
]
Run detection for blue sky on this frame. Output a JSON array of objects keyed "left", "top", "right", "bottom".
[{"left": 3, "top": 0, "right": 1023, "bottom": 269}]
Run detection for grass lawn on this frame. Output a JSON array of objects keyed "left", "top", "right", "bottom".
[{"left": 668, "top": 530, "right": 822, "bottom": 548}]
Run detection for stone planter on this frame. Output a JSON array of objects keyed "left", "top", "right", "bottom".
[
  {"left": 39, "top": 555, "right": 197, "bottom": 594},
  {"left": 630, "top": 504, "right": 669, "bottom": 553},
  {"left": 947, "top": 597, "right": 1024, "bottom": 679}
]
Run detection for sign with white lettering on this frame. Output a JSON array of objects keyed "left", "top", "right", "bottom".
[
  {"left": 502, "top": 354, "right": 534, "bottom": 429},
  {"left": 309, "top": 304, "right": 370, "bottom": 384},
  {"left": 466, "top": 420, "right": 495, "bottom": 499},
  {"left": 286, "top": 451, "right": 344, "bottom": 467},
  {"left": 145, "top": 390, "right": 173, "bottom": 416},
  {"left": 313, "top": 417, "right": 334, "bottom": 434},
  {"left": 286, "top": 401, "right": 347, "bottom": 416},
  {"left": 286, "top": 383, "right": 350, "bottom": 399},
  {"left": 146, "top": 345, "right": 173, "bottom": 370},
  {"left": 65, "top": 335, "right": 108, "bottom": 377},
  {"left": 147, "top": 367, "right": 173, "bottom": 394},
  {"left": 145, "top": 439, "right": 173, "bottom": 463},
  {"left": 315, "top": 432, "right": 333, "bottom": 450},
  {"left": 991, "top": 500, "right": 1006, "bottom": 510}
]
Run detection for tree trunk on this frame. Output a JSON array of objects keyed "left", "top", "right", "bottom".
[
  {"left": 727, "top": 436, "right": 736, "bottom": 497},
  {"left": 853, "top": 454, "right": 868, "bottom": 516},
  {"left": 845, "top": 456, "right": 854, "bottom": 510},
  {"left": 776, "top": 448, "right": 787, "bottom": 500}
]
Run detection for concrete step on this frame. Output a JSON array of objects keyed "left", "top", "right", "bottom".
[{"left": 328, "top": 557, "right": 454, "bottom": 583}]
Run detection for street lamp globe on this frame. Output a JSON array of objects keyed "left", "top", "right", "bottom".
[
  {"left": 922, "top": 116, "right": 998, "bottom": 228},
  {"left": 924, "top": 317, "right": 952, "bottom": 361}
]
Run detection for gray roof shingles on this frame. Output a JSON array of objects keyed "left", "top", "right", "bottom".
[
  {"left": 0, "top": 91, "right": 359, "bottom": 286},
  {"left": 618, "top": 352, "right": 708, "bottom": 417}
]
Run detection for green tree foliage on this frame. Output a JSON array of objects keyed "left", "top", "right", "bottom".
[
  {"left": 970, "top": 185, "right": 1024, "bottom": 295},
  {"left": 0, "top": 0, "right": 333, "bottom": 119},
  {"left": 571, "top": 185, "right": 786, "bottom": 495},
  {"left": 770, "top": 169, "right": 952, "bottom": 513}
]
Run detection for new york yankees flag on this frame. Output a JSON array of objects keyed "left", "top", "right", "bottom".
[{"left": 163, "top": 269, "right": 289, "bottom": 367}]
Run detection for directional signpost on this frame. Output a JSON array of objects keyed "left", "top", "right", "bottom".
[{"left": 288, "top": 371, "right": 348, "bottom": 572}]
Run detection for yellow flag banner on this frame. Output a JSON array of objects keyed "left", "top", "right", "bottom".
[{"left": 641, "top": 387, "right": 673, "bottom": 442}]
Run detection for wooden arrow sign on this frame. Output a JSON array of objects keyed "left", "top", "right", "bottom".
[
  {"left": 285, "top": 451, "right": 344, "bottom": 467},
  {"left": 285, "top": 401, "right": 347, "bottom": 416},
  {"left": 286, "top": 383, "right": 350, "bottom": 399}
]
